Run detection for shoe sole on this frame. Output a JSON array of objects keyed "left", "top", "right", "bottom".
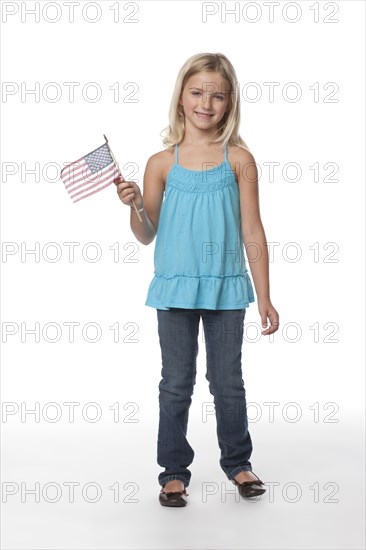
[
  {"left": 239, "top": 487, "right": 267, "bottom": 498},
  {"left": 159, "top": 499, "right": 187, "bottom": 507}
]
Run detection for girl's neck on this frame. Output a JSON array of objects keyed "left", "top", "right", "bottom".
[{"left": 180, "top": 124, "right": 222, "bottom": 147}]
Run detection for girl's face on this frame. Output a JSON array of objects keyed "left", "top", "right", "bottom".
[{"left": 179, "top": 71, "right": 231, "bottom": 130}]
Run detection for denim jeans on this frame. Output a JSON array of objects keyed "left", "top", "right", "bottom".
[{"left": 156, "top": 307, "right": 253, "bottom": 488}]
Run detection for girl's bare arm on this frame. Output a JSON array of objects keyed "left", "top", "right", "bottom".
[
  {"left": 234, "top": 146, "right": 279, "bottom": 334},
  {"left": 115, "top": 153, "right": 165, "bottom": 246},
  {"left": 131, "top": 154, "right": 165, "bottom": 245},
  {"left": 235, "top": 148, "right": 270, "bottom": 301}
]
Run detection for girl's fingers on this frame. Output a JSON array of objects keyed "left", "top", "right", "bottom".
[
  {"left": 116, "top": 181, "right": 130, "bottom": 194},
  {"left": 114, "top": 180, "right": 141, "bottom": 206}
]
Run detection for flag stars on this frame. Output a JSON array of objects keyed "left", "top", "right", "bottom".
[{"left": 85, "top": 143, "right": 113, "bottom": 174}]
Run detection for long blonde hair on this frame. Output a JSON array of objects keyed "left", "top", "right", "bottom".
[{"left": 160, "top": 52, "right": 250, "bottom": 152}]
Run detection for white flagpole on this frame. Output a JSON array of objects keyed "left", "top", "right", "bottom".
[{"left": 103, "top": 134, "right": 142, "bottom": 222}]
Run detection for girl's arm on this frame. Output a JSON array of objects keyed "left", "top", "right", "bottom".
[
  {"left": 130, "top": 154, "right": 165, "bottom": 246},
  {"left": 234, "top": 147, "right": 279, "bottom": 334}
]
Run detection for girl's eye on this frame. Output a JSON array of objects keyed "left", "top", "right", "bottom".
[{"left": 191, "top": 92, "right": 225, "bottom": 100}]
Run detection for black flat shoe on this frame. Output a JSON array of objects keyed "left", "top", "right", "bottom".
[
  {"left": 159, "top": 487, "right": 189, "bottom": 507},
  {"left": 232, "top": 472, "right": 266, "bottom": 499}
]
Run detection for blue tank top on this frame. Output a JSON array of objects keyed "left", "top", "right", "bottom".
[{"left": 144, "top": 142, "right": 255, "bottom": 310}]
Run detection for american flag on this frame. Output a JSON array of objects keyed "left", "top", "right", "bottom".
[{"left": 60, "top": 142, "right": 120, "bottom": 203}]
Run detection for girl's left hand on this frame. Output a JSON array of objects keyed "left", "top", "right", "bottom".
[{"left": 258, "top": 300, "right": 279, "bottom": 335}]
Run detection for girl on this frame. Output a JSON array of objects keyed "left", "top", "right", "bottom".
[{"left": 114, "top": 52, "right": 279, "bottom": 507}]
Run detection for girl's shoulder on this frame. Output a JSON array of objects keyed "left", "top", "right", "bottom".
[
  {"left": 146, "top": 146, "right": 175, "bottom": 188},
  {"left": 228, "top": 144, "right": 255, "bottom": 163},
  {"left": 228, "top": 145, "right": 256, "bottom": 183},
  {"left": 147, "top": 145, "right": 175, "bottom": 165}
]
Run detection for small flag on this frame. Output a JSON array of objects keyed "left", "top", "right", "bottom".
[{"left": 60, "top": 142, "right": 119, "bottom": 203}]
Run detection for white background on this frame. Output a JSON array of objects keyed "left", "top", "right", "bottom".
[{"left": 1, "top": 1, "right": 365, "bottom": 549}]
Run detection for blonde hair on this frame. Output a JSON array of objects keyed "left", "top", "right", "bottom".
[{"left": 160, "top": 52, "right": 250, "bottom": 152}]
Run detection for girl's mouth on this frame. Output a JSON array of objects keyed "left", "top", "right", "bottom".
[{"left": 195, "top": 112, "right": 214, "bottom": 119}]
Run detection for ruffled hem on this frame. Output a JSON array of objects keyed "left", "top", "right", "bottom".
[{"left": 145, "top": 272, "right": 255, "bottom": 311}]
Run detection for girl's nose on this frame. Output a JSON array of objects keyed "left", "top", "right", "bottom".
[{"left": 201, "top": 95, "right": 213, "bottom": 108}]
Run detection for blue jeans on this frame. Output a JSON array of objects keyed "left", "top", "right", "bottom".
[{"left": 156, "top": 307, "right": 253, "bottom": 488}]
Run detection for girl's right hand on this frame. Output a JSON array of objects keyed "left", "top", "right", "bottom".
[{"left": 114, "top": 174, "right": 143, "bottom": 209}]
